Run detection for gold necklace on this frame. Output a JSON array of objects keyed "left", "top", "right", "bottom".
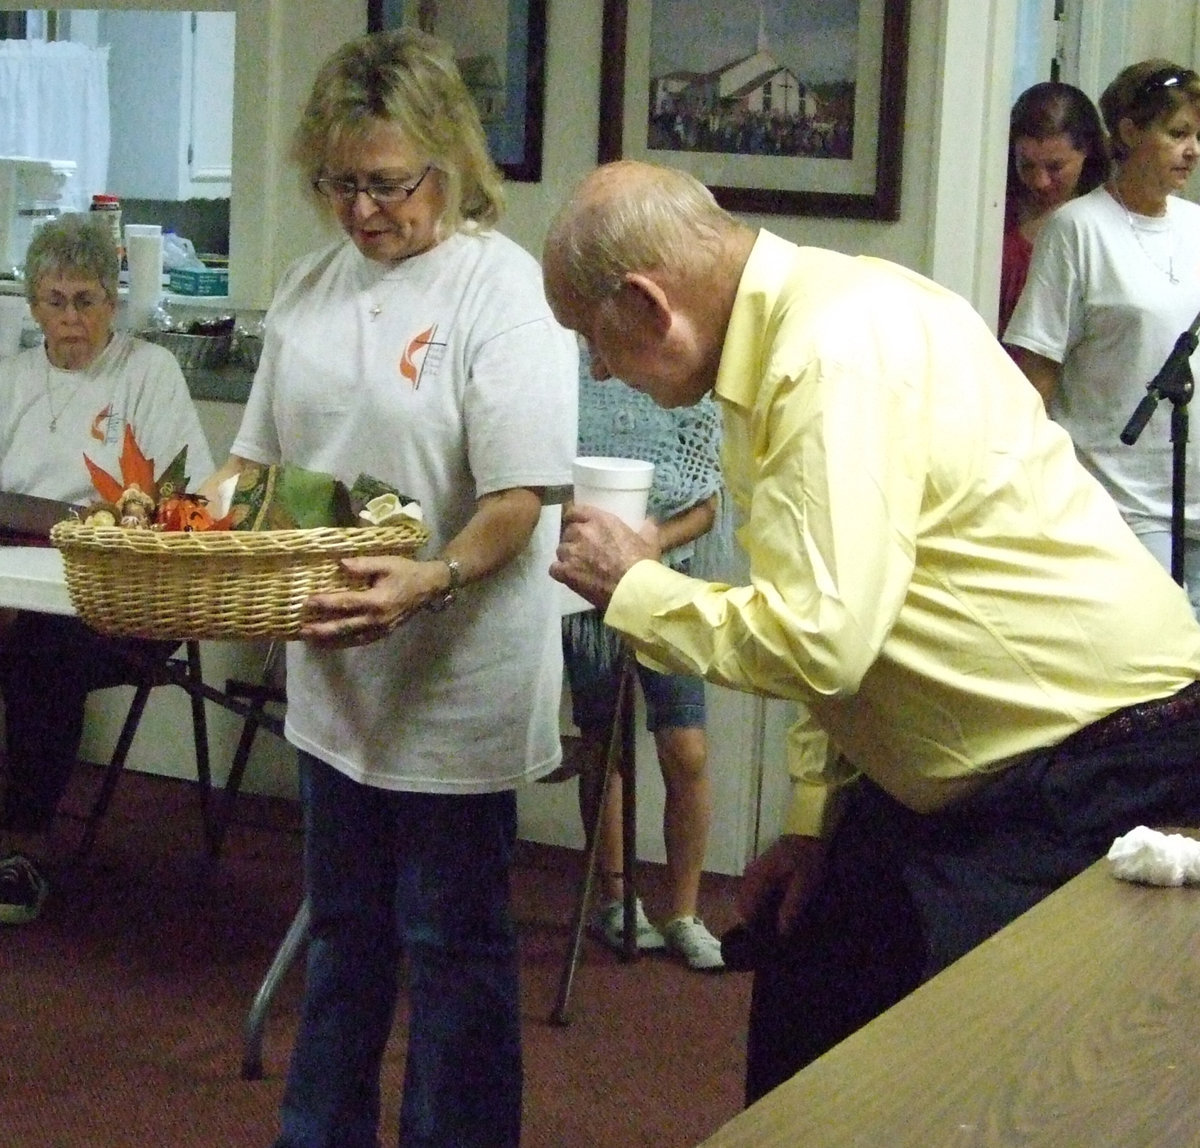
[{"left": 1109, "top": 182, "right": 1179, "bottom": 284}]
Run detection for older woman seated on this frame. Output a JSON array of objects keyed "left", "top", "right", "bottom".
[{"left": 0, "top": 213, "right": 214, "bottom": 924}]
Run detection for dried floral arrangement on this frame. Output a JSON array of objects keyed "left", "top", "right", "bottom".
[
  {"left": 80, "top": 426, "right": 226, "bottom": 531},
  {"left": 75, "top": 428, "right": 421, "bottom": 534}
]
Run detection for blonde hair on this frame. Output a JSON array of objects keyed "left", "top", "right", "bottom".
[
  {"left": 1099, "top": 59, "right": 1200, "bottom": 162},
  {"left": 292, "top": 27, "right": 504, "bottom": 235},
  {"left": 546, "top": 161, "right": 735, "bottom": 303}
]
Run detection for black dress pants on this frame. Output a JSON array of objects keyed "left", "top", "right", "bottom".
[
  {"left": 745, "top": 686, "right": 1200, "bottom": 1104},
  {"left": 0, "top": 611, "right": 175, "bottom": 832}
]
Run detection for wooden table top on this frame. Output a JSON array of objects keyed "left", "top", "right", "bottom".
[{"left": 699, "top": 851, "right": 1200, "bottom": 1147}]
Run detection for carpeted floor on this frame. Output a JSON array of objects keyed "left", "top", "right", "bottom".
[{"left": 0, "top": 765, "right": 752, "bottom": 1147}]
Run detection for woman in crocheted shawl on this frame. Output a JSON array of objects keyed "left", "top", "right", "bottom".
[{"left": 562, "top": 356, "right": 730, "bottom": 971}]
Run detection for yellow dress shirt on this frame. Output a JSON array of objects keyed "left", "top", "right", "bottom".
[{"left": 606, "top": 231, "right": 1200, "bottom": 836}]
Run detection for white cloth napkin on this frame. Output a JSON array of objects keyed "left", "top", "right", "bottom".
[
  {"left": 358, "top": 493, "right": 422, "bottom": 526},
  {"left": 1107, "top": 825, "right": 1200, "bottom": 886},
  {"left": 208, "top": 473, "right": 239, "bottom": 520}
]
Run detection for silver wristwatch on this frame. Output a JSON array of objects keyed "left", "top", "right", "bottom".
[{"left": 427, "top": 557, "right": 462, "bottom": 613}]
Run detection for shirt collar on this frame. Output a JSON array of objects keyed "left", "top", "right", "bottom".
[{"left": 714, "top": 229, "right": 793, "bottom": 411}]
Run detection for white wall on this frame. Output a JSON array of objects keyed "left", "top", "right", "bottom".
[{"left": 229, "top": 0, "right": 940, "bottom": 307}]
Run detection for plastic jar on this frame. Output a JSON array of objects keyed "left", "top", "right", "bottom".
[{"left": 89, "top": 193, "right": 123, "bottom": 261}]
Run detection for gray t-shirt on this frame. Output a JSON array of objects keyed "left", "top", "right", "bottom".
[
  {"left": 234, "top": 230, "right": 578, "bottom": 792},
  {"left": 0, "top": 332, "right": 214, "bottom": 502}
]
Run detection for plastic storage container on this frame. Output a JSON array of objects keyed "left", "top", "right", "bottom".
[{"left": 89, "top": 194, "right": 123, "bottom": 260}]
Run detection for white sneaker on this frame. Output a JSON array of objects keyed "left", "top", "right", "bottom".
[
  {"left": 590, "top": 897, "right": 666, "bottom": 952},
  {"left": 662, "top": 915, "right": 726, "bottom": 971}
]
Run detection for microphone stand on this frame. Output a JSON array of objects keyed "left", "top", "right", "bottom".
[{"left": 1120, "top": 306, "right": 1200, "bottom": 587}]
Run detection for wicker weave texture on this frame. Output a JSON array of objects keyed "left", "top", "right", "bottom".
[{"left": 50, "top": 520, "right": 430, "bottom": 640}]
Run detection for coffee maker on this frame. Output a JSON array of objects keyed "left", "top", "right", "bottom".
[{"left": 0, "top": 156, "right": 78, "bottom": 278}]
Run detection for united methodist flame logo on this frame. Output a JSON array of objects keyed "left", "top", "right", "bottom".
[
  {"left": 400, "top": 324, "right": 440, "bottom": 389},
  {"left": 90, "top": 404, "right": 114, "bottom": 443}
]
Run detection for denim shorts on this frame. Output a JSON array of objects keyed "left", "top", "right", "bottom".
[{"left": 562, "top": 609, "right": 706, "bottom": 734}]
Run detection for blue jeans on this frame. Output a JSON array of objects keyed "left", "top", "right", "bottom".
[{"left": 275, "top": 753, "right": 521, "bottom": 1148}]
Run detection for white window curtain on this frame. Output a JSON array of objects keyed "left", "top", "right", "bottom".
[{"left": 0, "top": 40, "right": 109, "bottom": 211}]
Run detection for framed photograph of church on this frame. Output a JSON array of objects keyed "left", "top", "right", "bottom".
[
  {"left": 367, "top": 0, "right": 547, "bottom": 182},
  {"left": 599, "top": 0, "right": 909, "bottom": 219}
]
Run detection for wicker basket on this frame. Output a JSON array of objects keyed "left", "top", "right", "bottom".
[
  {"left": 50, "top": 518, "right": 430, "bottom": 640},
  {"left": 139, "top": 329, "right": 233, "bottom": 371}
]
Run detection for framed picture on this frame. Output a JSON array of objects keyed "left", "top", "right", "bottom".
[
  {"left": 599, "top": 0, "right": 909, "bottom": 219},
  {"left": 366, "top": 0, "right": 547, "bottom": 182}
]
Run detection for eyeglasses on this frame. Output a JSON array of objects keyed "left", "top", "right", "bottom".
[
  {"left": 1135, "top": 67, "right": 1199, "bottom": 103},
  {"left": 34, "top": 290, "right": 110, "bottom": 315},
  {"left": 312, "top": 166, "right": 434, "bottom": 207}
]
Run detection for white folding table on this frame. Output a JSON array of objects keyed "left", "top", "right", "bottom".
[{"left": 0, "top": 545, "right": 74, "bottom": 615}]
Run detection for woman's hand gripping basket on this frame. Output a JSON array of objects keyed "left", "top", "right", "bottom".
[{"left": 50, "top": 518, "right": 430, "bottom": 641}]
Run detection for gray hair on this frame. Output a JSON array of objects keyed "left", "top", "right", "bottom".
[
  {"left": 546, "top": 162, "right": 734, "bottom": 304},
  {"left": 23, "top": 213, "right": 119, "bottom": 303},
  {"left": 292, "top": 26, "right": 504, "bottom": 237}
]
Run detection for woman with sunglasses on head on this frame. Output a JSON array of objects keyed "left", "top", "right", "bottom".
[
  {"left": 203, "top": 28, "right": 576, "bottom": 1148},
  {"left": 0, "top": 214, "right": 213, "bottom": 924},
  {"left": 1006, "top": 60, "right": 1200, "bottom": 615}
]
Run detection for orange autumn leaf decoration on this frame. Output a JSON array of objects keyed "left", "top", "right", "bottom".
[
  {"left": 84, "top": 425, "right": 158, "bottom": 503},
  {"left": 118, "top": 424, "right": 156, "bottom": 493},
  {"left": 156, "top": 493, "right": 232, "bottom": 533},
  {"left": 80, "top": 428, "right": 237, "bottom": 531},
  {"left": 83, "top": 454, "right": 124, "bottom": 504}
]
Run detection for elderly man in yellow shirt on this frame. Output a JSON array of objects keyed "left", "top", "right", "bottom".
[{"left": 543, "top": 160, "right": 1200, "bottom": 1105}]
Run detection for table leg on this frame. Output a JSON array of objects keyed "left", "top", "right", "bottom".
[{"left": 241, "top": 897, "right": 310, "bottom": 1081}]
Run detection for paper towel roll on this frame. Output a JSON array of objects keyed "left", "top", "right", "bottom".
[{"left": 125, "top": 223, "right": 162, "bottom": 330}]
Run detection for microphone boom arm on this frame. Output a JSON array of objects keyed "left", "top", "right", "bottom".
[{"left": 1121, "top": 308, "right": 1200, "bottom": 445}]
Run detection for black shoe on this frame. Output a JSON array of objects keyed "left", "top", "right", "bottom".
[
  {"left": 719, "top": 920, "right": 782, "bottom": 972},
  {"left": 0, "top": 852, "right": 49, "bottom": 924}
]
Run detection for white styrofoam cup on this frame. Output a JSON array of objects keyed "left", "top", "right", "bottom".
[{"left": 571, "top": 456, "right": 655, "bottom": 528}]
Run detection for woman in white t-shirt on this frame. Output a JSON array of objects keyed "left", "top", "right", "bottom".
[
  {"left": 203, "top": 29, "right": 576, "bottom": 1148},
  {"left": 0, "top": 215, "right": 213, "bottom": 926},
  {"left": 1005, "top": 60, "right": 1200, "bottom": 616}
]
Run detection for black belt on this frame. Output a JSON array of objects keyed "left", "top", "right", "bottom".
[{"left": 1056, "top": 680, "right": 1200, "bottom": 760}]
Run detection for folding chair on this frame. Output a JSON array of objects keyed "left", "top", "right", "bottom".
[
  {"left": 209, "top": 640, "right": 286, "bottom": 859},
  {"left": 76, "top": 639, "right": 213, "bottom": 858}
]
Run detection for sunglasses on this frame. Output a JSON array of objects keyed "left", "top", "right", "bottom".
[{"left": 1135, "top": 67, "right": 1199, "bottom": 104}]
